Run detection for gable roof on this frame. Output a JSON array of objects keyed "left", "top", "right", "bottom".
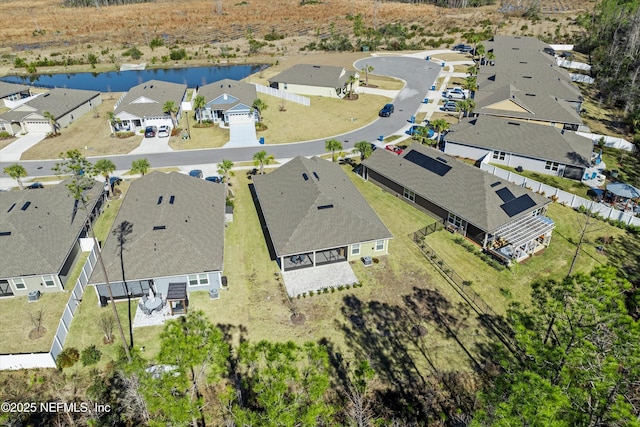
[
  {"left": 445, "top": 116, "right": 593, "bottom": 166},
  {"left": 114, "top": 79, "right": 186, "bottom": 119},
  {"left": 197, "top": 79, "right": 257, "bottom": 112},
  {"left": 268, "top": 64, "right": 357, "bottom": 88},
  {"left": 0, "top": 81, "right": 31, "bottom": 99},
  {"left": 89, "top": 172, "right": 225, "bottom": 284},
  {"left": 362, "top": 144, "right": 550, "bottom": 233},
  {"left": 0, "top": 88, "right": 100, "bottom": 122},
  {"left": 0, "top": 180, "right": 103, "bottom": 279},
  {"left": 252, "top": 157, "right": 392, "bottom": 256}
]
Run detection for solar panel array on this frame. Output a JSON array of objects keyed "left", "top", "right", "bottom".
[
  {"left": 501, "top": 194, "right": 537, "bottom": 217},
  {"left": 404, "top": 150, "right": 452, "bottom": 177}
]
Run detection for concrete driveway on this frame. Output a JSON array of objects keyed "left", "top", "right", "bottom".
[{"left": 0, "top": 133, "right": 47, "bottom": 162}]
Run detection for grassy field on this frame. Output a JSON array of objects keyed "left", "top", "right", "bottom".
[{"left": 0, "top": 136, "right": 17, "bottom": 151}]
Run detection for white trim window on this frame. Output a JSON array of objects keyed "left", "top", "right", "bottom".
[
  {"left": 351, "top": 243, "right": 361, "bottom": 256},
  {"left": 13, "top": 278, "right": 26, "bottom": 290},
  {"left": 447, "top": 212, "right": 466, "bottom": 230},
  {"left": 42, "top": 275, "right": 56, "bottom": 287},
  {"left": 188, "top": 274, "right": 209, "bottom": 287},
  {"left": 545, "top": 161, "right": 559, "bottom": 171},
  {"left": 492, "top": 151, "right": 506, "bottom": 161},
  {"left": 403, "top": 188, "right": 415, "bottom": 202},
  {"left": 375, "top": 240, "right": 385, "bottom": 251}
]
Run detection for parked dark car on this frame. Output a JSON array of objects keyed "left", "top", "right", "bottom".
[
  {"left": 543, "top": 47, "right": 556, "bottom": 56},
  {"left": 144, "top": 126, "right": 158, "bottom": 138},
  {"left": 452, "top": 44, "right": 473, "bottom": 53},
  {"left": 109, "top": 176, "right": 122, "bottom": 188},
  {"left": 27, "top": 182, "right": 44, "bottom": 189},
  {"left": 189, "top": 169, "right": 203, "bottom": 179},
  {"left": 379, "top": 104, "right": 394, "bottom": 117},
  {"left": 205, "top": 176, "right": 222, "bottom": 183}
]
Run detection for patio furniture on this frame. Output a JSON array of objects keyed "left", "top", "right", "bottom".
[{"left": 144, "top": 294, "right": 163, "bottom": 313}]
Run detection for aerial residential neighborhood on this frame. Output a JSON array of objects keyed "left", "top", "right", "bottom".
[{"left": 0, "top": 0, "right": 639, "bottom": 422}]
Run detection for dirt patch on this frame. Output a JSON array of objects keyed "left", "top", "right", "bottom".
[
  {"left": 29, "top": 327, "right": 47, "bottom": 340},
  {"left": 290, "top": 313, "right": 306, "bottom": 325}
]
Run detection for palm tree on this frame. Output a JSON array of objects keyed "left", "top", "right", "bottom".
[
  {"left": 456, "top": 99, "right": 476, "bottom": 122},
  {"left": 253, "top": 150, "right": 274, "bottom": 175},
  {"left": 486, "top": 51, "right": 496, "bottom": 66},
  {"left": 252, "top": 98, "right": 267, "bottom": 121},
  {"left": 362, "top": 64, "right": 374, "bottom": 86},
  {"left": 354, "top": 140, "right": 373, "bottom": 160},
  {"left": 325, "top": 139, "right": 343, "bottom": 162},
  {"left": 217, "top": 159, "right": 235, "bottom": 197},
  {"left": 346, "top": 74, "right": 358, "bottom": 99},
  {"left": 193, "top": 95, "right": 206, "bottom": 123},
  {"left": 467, "top": 64, "right": 478, "bottom": 76},
  {"left": 43, "top": 111, "right": 59, "bottom": 135},
  {"left": 163, "top": 101, "right": 178, "bottom": 127},
  {"left": 3, "top": 164, "right": 27, "bottom": 190},
  {"left": 475, "top": 43, "right": 486, "bottom": 64},
  {"left": 431, "top": 118, "right": 450, "bottom": 144},
  {"left": 464, "top": 75, "right": 478, "bottom": 96},
  {"left": 94, "top": 158, "right": 116, "bottom": 196},
  {"left": 131, "top": 158, "right": 150, "bottom": 176}
]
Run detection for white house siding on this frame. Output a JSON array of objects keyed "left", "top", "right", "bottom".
[
  {"left": 276, "top": 83, "right": 340, "bottom": 98},
  {"left": 143, "top": 116, "right": 174, "bottom": 129},
  {"left": 56, "top": 94, "right": 102, "bottom": 129},
  {"left": 443, "top": 142, "right": 490, "bottom": 161}
]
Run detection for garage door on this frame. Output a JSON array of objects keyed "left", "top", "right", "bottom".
[{"left": 24, "top": 120, "right": 51, "bottom": 133}]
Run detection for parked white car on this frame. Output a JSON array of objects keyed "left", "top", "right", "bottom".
[
  {"left": 444, "top": 87, "right": 469, "bottom": 100},
  {"left": 157, "top": 125, "right": 171, "bottom": 138}
]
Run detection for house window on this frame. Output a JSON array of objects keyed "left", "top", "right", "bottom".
[
  {"left": 283, "top": 83, "right": 288, "bottom": 90},
  {"left": 545, "top": 161, "right": 559, "bottom": 171},
  {"left": 188, "top": 274, "right": 209, "bottom": 287},
  {"left": 13, "top": 278, "right": 25, "bottom": 290},
  {"left": 43, "top": 275, "right": 56, "bottom": 287},
  {"left": 403, "top": 188, "right": 415, "bottom": 202},
  {"left": 351, "top": 244, "right": 361, "bottom": 256},
  {"left": 375, "top": 240, "right": 385, "bottom": 251},
  {"left": 492, "top": 151, "right": 506, "bottom": 161},
  {"left": 447, "top": 213, "right": 466, "bottom": 229}
]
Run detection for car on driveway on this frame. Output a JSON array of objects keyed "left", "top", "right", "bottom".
[
  {"left": 205, "top": 176, "right": 222, "bottom": 183},
  {"left": 157, "top": 125, "right": 170, "bottom": 138},
  {"left": 385, "top": 145, "right": 404, "bottom": 155},
  {"left": 27, "top": 182, "right": 44, "bottom": 189},
  {"left": 379, "top": 104, "right": 394, "bottom": 117},
  {"left": 189, "top": 169, "right": 203, "bottom": 179},
  {"left": 452, "top": 44, "right": 473, "bottom": 53},
  {"left": 442, "top": 101, "right": 459, "bottom": 112},
  {"left": 144, "top": 126, "right": 157, "bottom": 138},
  {"left": 406, "top": 125, "right": 435, "bottom": 139},
  {"left": 444, "top": 87, "right": 469, "bottom": 100}
]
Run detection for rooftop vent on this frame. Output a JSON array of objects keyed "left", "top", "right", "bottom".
[
  {"left": 507, "top": 121, "right": 521, "bottom": 126},
  {"left": 43, "top": 93, "right": 50, "bottom": 97},
  {"left": 317, "top": 204, "right": 334, "bottom": 210},
  {"left": 490, "top": 181, "right": 502, "bottom": 187},
  {"left": 313, "top": 65, "right": 321, "bottom": 68},
  {"left": 7, "top": 203, "right": 16, "bottom": 213},
  {"left": 0, "top": 231, "right": 11, "bottom": 236},
  {"left": 435, "top": 157, "right": 448, "bottom": 163},
  {"left": 525, "top": 93, "right": 536, "bottom": 96},
  {"left": 21, "top": 201, "right": 31, "bottom": 211},
  {"left": 302, "top": 173, "right": 309, "bottom": 181},
  {"left": 523, "top": 76, "right": 532, "bottom": 79},
  {"left": 153, "top": 225, "right": 166, "bottom": 230},
  {"left": 313, "top": 172, "right": 319, "bottom": 180},
  {"left": 519, "top": 61, "right": 528, "bottom": 64},
  {"left": 512, "top": 47, "right": 520, "bottom": 50},
  {"left": 157, "top": 196, "right": 163, "bottom": 205},
  {"left": 169, "top": 195, "right": 175, "bottom": 204}
]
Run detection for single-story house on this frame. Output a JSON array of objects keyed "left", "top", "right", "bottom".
[
  {"left": 361, "top": 143, "right": 554, "bottom": 264},
  {"left": 195, "top": 79, "right": 259, "bottom": 126},
  {"left": 111, "top": 80, "right": 187, "bottom": 133},
  {"left": 268, "top": 64, "right": 359, "bottom": 99},
  {"left": 88, "top": 172, "right": 226, "bottom": 303},
  {"left": 0, "top": 81, "right": 31, "bottom": 106},
  {"left": 252, "top": 156, "right": 393, "bottom": 272},
  {"left": 0, "top": 180, "right": 106, "bottom": 297},
  {"left": 443, "top": 116, "right": 593, "bottom": 180},
  {"left": 0, "top": 88, "right": 101, "bottom": 135}
]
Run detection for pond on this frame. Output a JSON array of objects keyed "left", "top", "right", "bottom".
[{"left": 0, "top": 64, "right": 268, "bottom": 92}]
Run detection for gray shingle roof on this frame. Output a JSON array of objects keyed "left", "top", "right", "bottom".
[
  {"left": 0, "top": 88, "right": 100, "bottom": 122},
  {"left": 268, "top": 64, "right": 357, "bottom": 89},
  {"left": 0, "top": 180, "right": 103, "bottom": 279},
  {"left": 89, "top": 172, "right": 225, "bottom": 285},
  {"left": 114, "top": 80, "right": 186, "bottom": 119},
  {"left": 0, "top": 81, "right": 31, "bottom": 99},
  {"left": 445, "top": 116, "right": 593, "bottom": 166},
  {"left": 362, "top": 144, "right": 550, "bottom": 233},
  {"left": 252, "top": 157, "right": 392, "bottom": 257},
  {"left": 197, "top": 79, "right": 257, "bottom": 112}
]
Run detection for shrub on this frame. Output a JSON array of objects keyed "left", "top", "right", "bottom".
[
  {"left": 0, "top": 131, "right": 12, "bottom": 139},
  {"left": 372, "top": 257, "right": 379, "bottom": 264},
  {"left": 81, "top": 345, "right": 102, "bottom": 366},
  {"left": 309, "top": 291, "right": 314, "bottom": 297},
  {"left": 122, "top": 46, "right": 143, "bottom": 60},
  {"left": 330, "top": 287, "right": 335, "bottom": 293},
  {"left": 115, "top": 132, "right": 135, "bottom": 139},
  {"left": 170, "top": 48, "right": 187, "bottom": 60},
  {"left": 56, "top": 347, "right": 80, "bottom": 369}
]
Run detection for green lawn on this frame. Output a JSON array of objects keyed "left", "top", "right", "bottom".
[{"left": 490, "top": 163, "right": 591, "bottom": 198}]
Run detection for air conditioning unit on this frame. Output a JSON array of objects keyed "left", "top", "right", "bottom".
[
  {"left": 361, "top": 256, "right": 373, "bottom": 267},
  {"left": 209, "top": 289, "right": 219, "bottom": 300},
  {"left": 28, "top": 290, "right": 41, "bottom": 302}
]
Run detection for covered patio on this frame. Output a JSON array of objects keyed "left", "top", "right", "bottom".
[
  {"left": 280, "top": 247, "right": 347, "bottom": 272},
  {"left": 487, "top": 215, "right": 555, "bottom": 264}
]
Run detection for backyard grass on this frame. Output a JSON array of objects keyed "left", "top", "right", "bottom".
[
  {"left": 93, "top": 180, "right": 131, "bottom": 243},
  {"left": 490, "top": 163, "right": 591, "bottom": 198},
  {"left": 20, "top": 93, "right": 143, "bottom": 161},
  {"left": 601, "top": 146, "right": 640, "bottom": 188}
]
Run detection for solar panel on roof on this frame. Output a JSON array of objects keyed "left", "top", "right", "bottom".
[
  {"left": 21, "top": 202, "right": 30, "bottom": 211},
  {"left": 404, "top": 150, "right": 452, "bottom": 177},
  {"left": 496, "top": 187, "right": 515, "bottom": 202},
  {"left": 501, "top": 194, "right": 537, "bottom": 217}
]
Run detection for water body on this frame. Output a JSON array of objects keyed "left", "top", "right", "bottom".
[{"left": 0, "top": 64, "right": 268, "bottom": 92}]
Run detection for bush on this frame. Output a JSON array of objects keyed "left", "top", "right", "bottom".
[
  {"left": 0, "top": 131, "right": 12, "bottom": 139},
  {"left": 56, "top": 347, "right": 80, "bottom": 369},
  {"left": 81, "top": 345, "right": 102, "bottom": 366},
  {"left": 169, "top": 48, "right": 187, "bottom": 60},
  {"left": 115, "top": 132, "right": 135, "bottom": 139},
  {"left": 122, "top": 46, "right": 143, "bottom": 60}
]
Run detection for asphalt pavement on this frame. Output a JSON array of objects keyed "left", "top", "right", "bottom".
[{"left": 0, "top": 55, "right": 442, "bottom": 178}]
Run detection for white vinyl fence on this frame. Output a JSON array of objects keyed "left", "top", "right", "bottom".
[
  {"left": 0, "top": 246, "right": 98, "bottom": 370},
  {"left": 254, "top": 84, "right": 310, "bottom": 106},
  {"left": 577, "top": 132, "right": 636, "bottom": 152},
  {"left": 480, "top": 162, "right": 640, "bottom": 227}
]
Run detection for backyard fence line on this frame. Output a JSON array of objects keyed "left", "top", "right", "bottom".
[
  {"left": 411, "top": 229, "right": 522, "bottom": 359},
  {"left": 254, "top": 84, "right": 311, "bottom": 106},
  {"left": 0, "top": 246, "right": 98, "bottom": 370},
  {"left": 576, "top": 131, "right": 635, "bottom": 152},
  {"left": 479, "top": 163, "right": 640, "bottom": 227}
]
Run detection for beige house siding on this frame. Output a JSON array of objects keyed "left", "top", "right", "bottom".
[
  {"left": 9, "top": 274, "right": 62, "bottom": 297},
  {"left": 346, "top": 238, "right": 390, "bottom": 261},
  {"left": 56, "top": 94, "right": 102, "bottom": 129},
  {"left": 485, "top": 99, "right": 529, "bottom": 112}
]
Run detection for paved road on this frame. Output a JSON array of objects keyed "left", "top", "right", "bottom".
[{"left": 1, "top": 56, "right": 441, "bottom": 177}]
